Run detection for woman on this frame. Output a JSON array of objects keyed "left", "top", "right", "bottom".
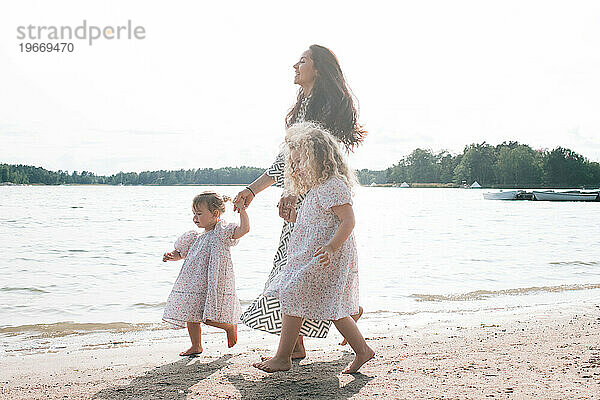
[{"left": 234, "top": 44, "right": 366, "bottom": 359}]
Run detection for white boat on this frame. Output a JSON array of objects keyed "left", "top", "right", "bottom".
[
  {"left": 483, "top": 190, "right": 521, "bottom": 200},
  {"left": 532, "top": 191, "right": 599, "bottom": 202}
]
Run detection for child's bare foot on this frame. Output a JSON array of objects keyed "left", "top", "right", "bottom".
[
  {"left": 225, "top": 324, "right": 237, "bottom": 348},
  {"left": 179, "top": 346, "right": 202, "bottom": 357},
  {"left": 340, "top": 306, "right": 364, "bottom": 346},
  {"left": 342, "top": 346, "right": 375, "bottom": 374},
  {"left": 253, "top": 356, "right": 292, "bottom": 373}
]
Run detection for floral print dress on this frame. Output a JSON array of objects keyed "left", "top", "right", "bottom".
[
  {"left": 264, "top": 177, "right": 359, "bottom": 321},
  {"left": 163, "top": 220, "right": 242, "bottom": 327}
]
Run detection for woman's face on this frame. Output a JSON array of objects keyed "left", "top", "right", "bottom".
[{"left": 293, "top": 50, "right": 317, "bottom": 88}]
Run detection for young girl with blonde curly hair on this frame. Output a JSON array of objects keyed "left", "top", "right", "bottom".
[{"left": 253, "top": 122, "right": 374, "bottom": 374}]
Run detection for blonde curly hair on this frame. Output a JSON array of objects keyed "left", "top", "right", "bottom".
[{"left": 284, "top": 122, "right": 358, "bottom": 195}]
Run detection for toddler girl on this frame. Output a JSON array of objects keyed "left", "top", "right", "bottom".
[
  {"left": 253, "top": 122, "right": 374, "bottom": 373},
  {"left": 162, "top": 191, "right": 249, "bottom": 356}
]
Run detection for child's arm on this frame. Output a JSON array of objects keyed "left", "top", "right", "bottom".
[
  {"left": 163, "top": 250, "right": 183, "bottom": 262},
  {"left": 314, "top": 203, "right": 355, "bottom": 266},
  {"left": 232, "top": 207, "right": 250, "bottom": 239}
]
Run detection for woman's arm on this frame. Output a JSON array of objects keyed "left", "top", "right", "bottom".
[
  {"left": 233, "top": 173, "right": 276, "bottom": 211},
  {"left": 314, "top": 204, "right": 355, "bottom": 266}
]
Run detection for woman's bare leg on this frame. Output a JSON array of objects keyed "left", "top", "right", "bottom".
[
  {"left": 292, "top": 335, "right": 306, "bottom": 359},
  {"left": 180, "top": 322, "right": 203, "bottom": 356},
  {"left": 264, "top": 334, "right": 305, "bottom": 361},
  {"left": 340, "top": 306, "right": 364, "bottom": 345},
  {"left": 204, "top": 320, "right": 237, "bottom": 348},
  {"left": 333, "top": 316, "right": 375, "bottom": 374},
  {"left": 253, "top": 315, "right": 303, "bottom": 372}
]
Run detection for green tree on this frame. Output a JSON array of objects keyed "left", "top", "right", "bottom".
[
  {"left": 453, "top": 142, "right": 497, "bottom": 185},
  {"left": 544, "top": 147, "right": 588, "bottom": 187},
  {"left": 495, "top": 145, "right": 542, "bottom": 185}
]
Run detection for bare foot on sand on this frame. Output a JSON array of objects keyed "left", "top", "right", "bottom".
[
  {"left": 225, "top": 324, "right": 237, "bottom": 348},
  {"left": 179, "top": 346, "right": 203, "bottom": 357},
  {"left": 253, "top": 356, "right": 292, "bottom": 373},
  {"left": 261, "top": 353, "right": 305, "bottom": 362},
  {"left": 342, "top": 347, "right": 375, "bottom": 374},
  {"left": 291, "top": 351, "right": 306, "bottom": 360},
  {"left": 341, "top": 306, "right": 364, "bottom": 346},
  {"left": 292, "top": 337, "right": 306, "bottom": 359}
]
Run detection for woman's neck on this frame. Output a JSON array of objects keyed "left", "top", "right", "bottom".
[{"left": 301, "top": 83, "right": 314, "bottom": 97}]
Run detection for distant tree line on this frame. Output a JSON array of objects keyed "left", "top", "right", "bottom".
[
  {"left": 0, "top": 165, "right": 264, "bottom": 185},
  {"left": 2, "top": 142, "right": 599, "bottom": 187},
  {"left": 384, "top": 142, "right": 600, "bottom": 188}
]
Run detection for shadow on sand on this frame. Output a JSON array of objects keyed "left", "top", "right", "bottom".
[
  {"left": 93, "top": 352, "right": 372, "bottom": 399},
  {"left": 92, "top": 354, "right": 233, "bottom": 399},
  {"left": 226, "top": 352, "right": 374, "bottom": 400}
]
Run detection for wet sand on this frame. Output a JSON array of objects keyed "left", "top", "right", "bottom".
[{"left": 1, "top": 303, "right": 599, "bottom": 399}]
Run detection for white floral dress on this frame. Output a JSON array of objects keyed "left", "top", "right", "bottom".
[
  {"left": 163, "top": 220, "right": 242, "bottom": 327},
  {"left": 264, "top": 177, "right": 359, "bottom": 321}
]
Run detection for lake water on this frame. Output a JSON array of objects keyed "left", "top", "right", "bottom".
[{"left": 1, "top": 185, "right": 599, "bottom": 354}]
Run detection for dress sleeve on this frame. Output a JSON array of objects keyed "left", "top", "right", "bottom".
[
  {"left": 174, "top": 231, "right": 199, "bottom": 258},
  {"left": 316, "top": 178, "right": 353, "bottom": 210},
  {"left": 265, "top": 150, "right": 285, "bottom": 188},
  {"left": 216, "top": 221, "right": 240, "bottom": 248}
]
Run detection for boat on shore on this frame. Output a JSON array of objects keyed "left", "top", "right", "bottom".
[
  {"left": 483, "top": 190, "right": 521, "bottom": 200},
  {"left": 532, "top": 191, "right": 599, "bottom": 202},
  {"left": 483, "top": 190, "right": 598, "bottom": 201}
]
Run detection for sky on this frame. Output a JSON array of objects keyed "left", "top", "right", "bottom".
[{"left": 1, "top": 0, "right": 600, "bottom": 175}]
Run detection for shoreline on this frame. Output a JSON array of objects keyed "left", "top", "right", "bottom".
[{"left": 1, "top": 302, "right": 598, "bottom": 399}]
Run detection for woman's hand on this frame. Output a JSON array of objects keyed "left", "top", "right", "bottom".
[
  {"left": 163, "top": 250, "right": 182, "bottom": 262},
  {"left": 285, "top": 206, "right": 297, "bottom": 223},
  {"left": 278, "top": 194, "right": 297, "bottom": 221},
  {"left": 314, "top": 245, "right": 334, "bottom": 267},
  {"left": 233, "top": 188, "right": 255, "bottom": 212}
]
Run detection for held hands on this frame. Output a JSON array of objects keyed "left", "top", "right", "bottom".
[
  {"left": 233, "top": 188, "right": 254, "bottom": 212},
  {"left": 314, "top": 245, "right": 334, "bottom": 267},
  {"left": 162, "top": 250, "right": 183, "bottom": 262},
  {"left": 278, "top": 194, "right": 298, "bottom": 222}
]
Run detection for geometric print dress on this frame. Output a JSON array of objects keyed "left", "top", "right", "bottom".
[{"left": 240, "top": 96, "right": 333, "bottom": 337}]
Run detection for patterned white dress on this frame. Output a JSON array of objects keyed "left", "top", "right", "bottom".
[
  {"left": 163, "top": 220, "right": 242, "bottom": 327},
  {"left": 264, "top": 177, "right": 359, "bottom": 321}
]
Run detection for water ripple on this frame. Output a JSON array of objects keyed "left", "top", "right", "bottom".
[{"left": 411, "top": 283, "right": 600, "bottom": 302}]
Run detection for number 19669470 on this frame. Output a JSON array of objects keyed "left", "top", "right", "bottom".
[{"left": 19, "top": 42, "right": 74, "bottom": 52}]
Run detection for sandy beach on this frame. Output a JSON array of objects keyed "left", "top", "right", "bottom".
[{"left": 1, "top": 301, "right": 599, "bottom": 400}]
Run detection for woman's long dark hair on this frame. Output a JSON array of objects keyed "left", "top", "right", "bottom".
[{"left": 285, "top": 44, "right": 367, "bottom": 150}]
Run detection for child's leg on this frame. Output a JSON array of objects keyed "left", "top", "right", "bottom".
[
  {"left": 340, "top": 305, "right": 364, "bottom": 345},
  {"left": 204, "top": 320, "right": 237, "bottom": 348},
  {"left": 333, "top": 316, "right": 375, "bottom": 374},
  {"left": 253, "top": 314, "right": 303, "bottom": 372},
  {"left": 180, "top": 322, "right": 203, "bottom": 356}
]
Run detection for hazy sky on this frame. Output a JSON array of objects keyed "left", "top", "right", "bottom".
[{"left": 1, "top": 0, "right": 600, "bottom": 175}]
